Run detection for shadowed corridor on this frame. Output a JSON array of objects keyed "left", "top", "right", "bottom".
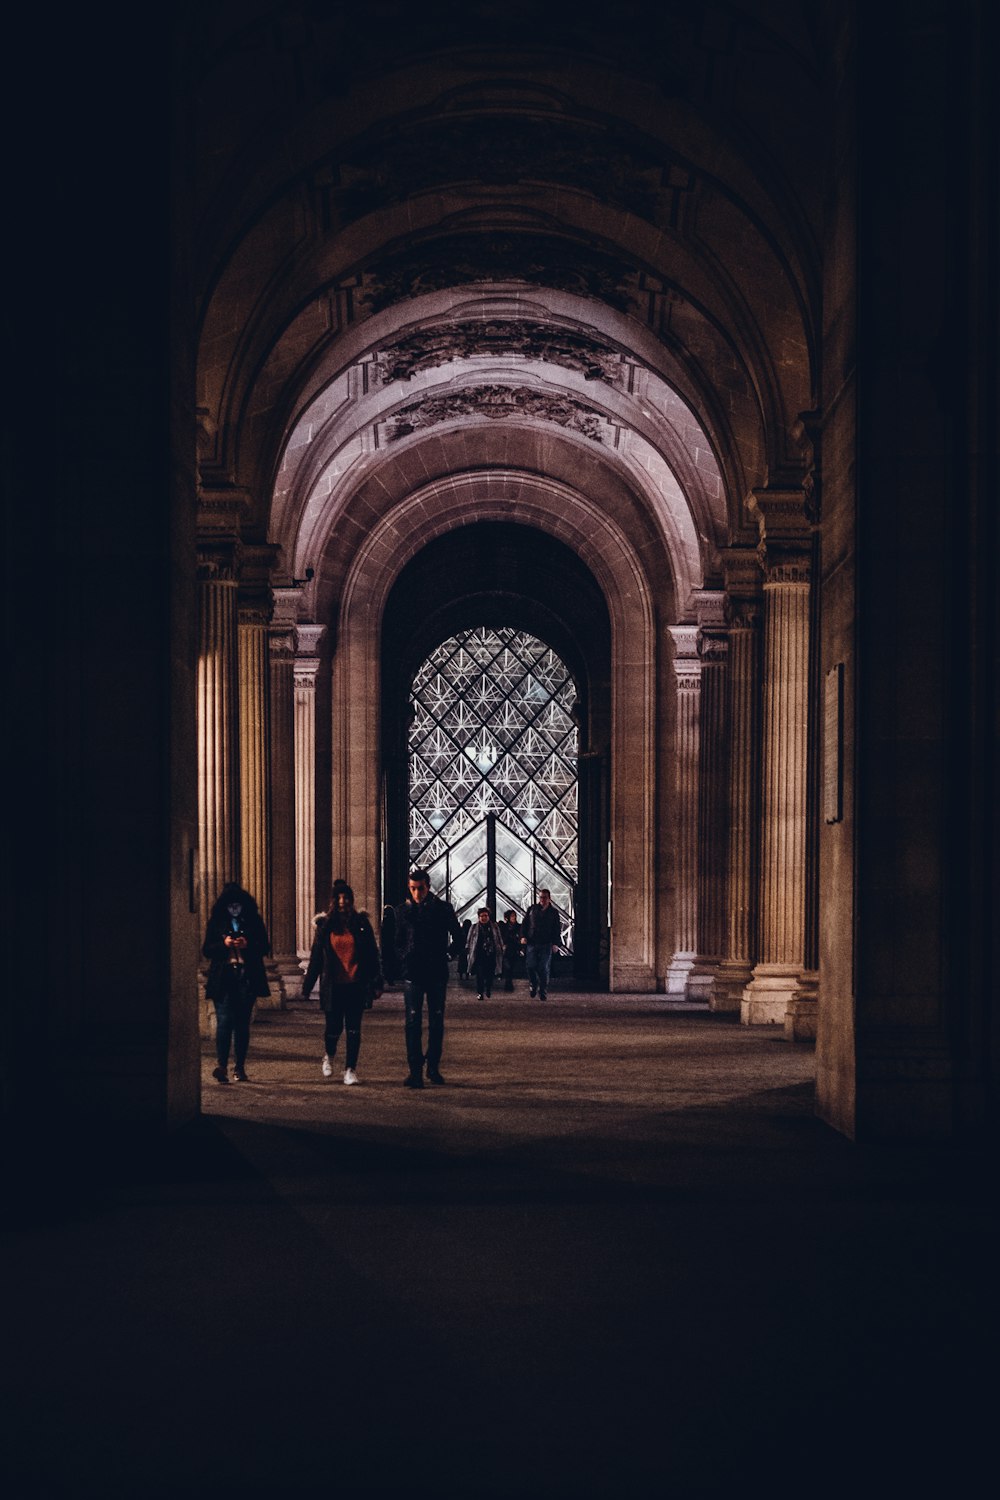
[{"left": 3, "top": 993, "right": 993, "bottom": 1498}]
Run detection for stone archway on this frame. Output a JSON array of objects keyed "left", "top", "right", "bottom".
[{"left": 329, "top": 472, "right": 660, "bottom": 991}]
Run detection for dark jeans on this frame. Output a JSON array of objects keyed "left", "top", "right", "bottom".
[
  {"left": 472, "top": 958, "right": 496, "bottom": 997},
  {"left": 323, "top": 981, "right": 366, "bottom": 1069},
  {"left": 524, "top": 943, "right": 553, "bottom": 996},
  {"left": 403, "top": 977, "right": 447, "bottom": 1073},
  {"left": 212, "top": 993, "right": 255, "bottom": 1069}
]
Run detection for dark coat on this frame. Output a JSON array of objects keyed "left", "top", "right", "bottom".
[
  {"left": 394, "top": 892, "right": 464, "bottom": 982},
  {"left": 522, "top": 901, "right": 562, "bottom": 947},
  {"left": 203, "top": 892, "right": 271, "bottom": 1000},
  {"left": 303, "top": 909, "right": 383, "bottom": 1009}
]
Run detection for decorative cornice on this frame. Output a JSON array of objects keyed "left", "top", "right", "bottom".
[
  {"left": 763, "top": 560, "right": 812, "bottom": 587},
  {"left": 692, "top": 589, "right": 727, "bottom": 630},
  {"left": 721, "top": 547, "right": 763, "bottom": 599},
  {"left": 197, "top": 488, "right": 252, "bottom": 537}
]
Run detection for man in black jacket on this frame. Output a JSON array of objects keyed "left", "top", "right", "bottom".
[
  {"left": 394, "top": 869, "right": 464, "bottom": 1087},
  {"left": 521, "top": 888, "right": 562, "bottom": 1001}
]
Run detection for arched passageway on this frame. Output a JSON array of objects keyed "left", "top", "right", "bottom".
[{"left": 8, "top": 2, "right": 994, "bottom": 1150}]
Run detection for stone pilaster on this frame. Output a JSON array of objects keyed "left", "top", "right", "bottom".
[
  {"left": 238, "top": 576, "right": 277, "bottom": 1005},
  {"left": 742, "top": 492, "right": 813, "bottom": 1025},
  {"left": 197, "top": 543, "right": 240, "bottom": 932},
  {"left": 294, "top": 624, "right": 325, "bottom": 960},
  {"left": 688, "top": 593, "right": 729, "bottom": 1001},
  {"left": 268, "top": 588, "right": 302, "bottom": 998},
  {"left": 665, "top": 625, "right": 701, "bottom": 995},
  {"left": 712, "top": 555, "right": 763, "bottom": 1012}
]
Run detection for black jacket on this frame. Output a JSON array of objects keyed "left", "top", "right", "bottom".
[
  {"left": 522, "top": 902, "right": 562, "bottom": 947},
  {"left": 203, "top": 896, "right": 271, "bottom": 1000},
  {"left": 303, "top": 909, "right": 383, "bottom": 1009},
  {"left": 394, "top": 893, "right": 463, "bottom": 982}
]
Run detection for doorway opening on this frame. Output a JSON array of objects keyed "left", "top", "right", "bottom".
[{"left": 408, "top": 626, "right": 577, "bottom": 947}]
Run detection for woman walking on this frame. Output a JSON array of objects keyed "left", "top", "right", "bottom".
[
  {"left": 466, "top": 907, "right": 504, "bottom": 1001},
  {"left": 203, "top": 882, "right": 271, "bottom": 1083},
  {"left": 302, "top": 880, "right": 383, "bottom": 1084}
]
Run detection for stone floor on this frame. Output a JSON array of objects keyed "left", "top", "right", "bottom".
[{"left": 2, "top": 987, "right": 993, "bottom": 1497}]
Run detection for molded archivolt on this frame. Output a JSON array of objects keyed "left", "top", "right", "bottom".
[
  {"left": 193, "top": 47, "right": 821, "bottom": 524},
  {"left": 330, "top": 471, "right": 659, "bottom": 991}
]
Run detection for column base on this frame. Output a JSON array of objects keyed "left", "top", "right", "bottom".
[
  {"left": 269, "top": 955, "right": 305, "bottom": 1006},
  {"left": 664, "top": 953, "right": 696, "bottom": 996},
  {"left": 685, "top": 960, "right": 721, "bottom": 1003},
  {"left": 741, "top": 966, "right": 800, "bottom": 1025},
  {"left": 710, "top": 961, "right": 753, "bottom": 1013},
  {"left": 784, "top": 970, "right": 818, "bottom": 1042},
  {"left": 610, "top": 962, "right": 657, "bottom": 993}
]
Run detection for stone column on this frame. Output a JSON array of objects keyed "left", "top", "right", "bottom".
[
  {"left": 742, "top": 493, "right": 813, "bottom": 1026},
  {"left": 197, "top": 546, "right": 240, "bottom": 931},
  {"left": 238, "top": 585, "right": 278, "bottom": 1006},
  {"left": 687, "top": 593, "right": 729, "bottom": 1002},
  {"left": 268, "top": 588, "right": 301, "bottom": 999},
  {"left": 712, "top": 556, "right": 763, "bottom": 1012},
  {"left": 294, "top": 624, "right": 325, "bottom": 960},
  {"left": 665, "top": 625, "right": 701, "bottom": 995}
]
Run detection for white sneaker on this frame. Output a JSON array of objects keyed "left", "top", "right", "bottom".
[
  {"left": 322, "top": 1055, "right": 333, "bottom": 1077},
  {"left": 343, "top": 1068, "right": 358, "bottom": 1086}
]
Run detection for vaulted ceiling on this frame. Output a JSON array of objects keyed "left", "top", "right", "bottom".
[{"left": 190, "top": 1, "right": 829, "bottom": 619}]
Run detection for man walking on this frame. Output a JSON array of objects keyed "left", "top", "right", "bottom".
[
  {"left": 394, "top": 869, "right": 464, "bottom": 1087},
  {"left": 521, "top": 888, "right": 562, "bottom": 1001}
]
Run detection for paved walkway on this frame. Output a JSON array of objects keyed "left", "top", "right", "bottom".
[{"left": 2, "top": 991, "right": 992, "bottom": 1498}]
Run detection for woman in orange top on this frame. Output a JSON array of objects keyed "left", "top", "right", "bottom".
[{"left": 302, "top": 880, "right": 383, "bottom": 1085}]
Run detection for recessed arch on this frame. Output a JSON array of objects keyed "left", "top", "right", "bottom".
[{"left": 329, "top": 474, "right": 660, "bottom": 990}]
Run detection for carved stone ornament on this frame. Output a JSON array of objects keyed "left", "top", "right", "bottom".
[
  {"left": 697, "top": 631, "right": 729, "bottom": 662},
  {"left": 724, "top": 596, "right": 762, "bottom": 630},
  {"left": 378, "top": 320, "right": 627, "bottom": 386},
  {"left": 360, "top": 231, "right": 638, "bottom": 316},
  {"left": 269, "top": 631, "right": 297, "bottom": 659},
  {"left": 196, "top": 540, "right": 240, "bottom": 584},
  {"left": 762, "top": 558, "right": 812, "bottom": 587},
  {"left": 384, "top": 385, "right": 609, "bottom": 443}
]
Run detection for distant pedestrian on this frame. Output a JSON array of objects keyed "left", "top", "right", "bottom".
[
  {"left": 457, "top": 919, "right": 472, "bottom": 978},
  {"left": 522, "top": 888, "right": 562, "bottom": 1001},
  {"left": 302, "top": 880, "right": 383, "bottom": 1085},
  {"left": 466, "top": 908, "right": 504, "bottom": 1000},
  {"left": 394, "top": 869, "right": 463, "bottom": 1087},
  {"left": 203, "top": 882, "right": 271, "bottom": 1083},
  {"left": 500, "top": 909, "right": 521, "bottom": 991}
]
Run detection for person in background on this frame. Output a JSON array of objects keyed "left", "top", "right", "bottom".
[
  {"left": 500, "top": 909, "right": 521, "bottom": 992},
  {"left": 394, "top": 869, "right": 463, "bottom": 1087},
  {"left": 466, "top": 907, "right": 504, "bottom": 1001},
  {"left": 203, "top": 882, "right": 271, "bottom": 1083},
  {"left": 521, "top": 888, "right": 562, "bottom": 1002},
  {"left": 457, "top": 918, "right": 472, "bottom": 979},
  {"left": 302, "top": 880, "right": 383, "bottom": 1085},
  {"left": 380, "top": 904, "right": 399, "bottom": 988}
]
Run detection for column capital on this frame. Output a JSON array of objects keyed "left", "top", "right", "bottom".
[
  {"left": 725, "top": 595, "right": 763, "bottom": 630},
  {"left": 693, "top": 590, "right": 728, "bottom": 663},
  {"left": 269, "top": 627, "right": 297, "bottom": 661},
  {"left": 197, "top": 537, "right": 241, "bottom": 583},
  {"left": 747, "top": 487, "right": 814, "bottom": 584},
  {"left": 295, "top": 623, "right": 327, "bottom": 657},
  {"left": 667, "top": 624, "right": 701, "bottom": 688}
]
